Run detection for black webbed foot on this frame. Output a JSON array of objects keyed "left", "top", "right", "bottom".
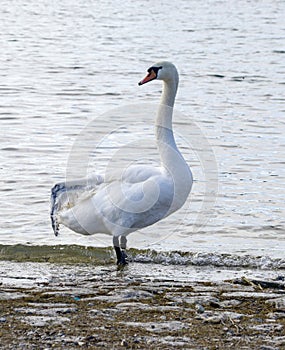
[
  {"left": 114, "top": 246, "right": 128, "bottom": 266},
  {"left": 119, "top": 250, "right": 128, "bottom": 265}
]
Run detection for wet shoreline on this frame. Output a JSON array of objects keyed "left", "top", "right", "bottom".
[{"left": 0, "top": 261, "right": 284, "bottom": 349}]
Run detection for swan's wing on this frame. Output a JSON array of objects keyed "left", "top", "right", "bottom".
[
  {"left": 121, "top": 165, "right": 163, "bottom": 183},
  {"left": 103, "top": 173, "right": 175, "bottom": 233},
  {"left": 50, "top": 173, "right": 104, "bottom": 236},
  {"left": 51, "top": 168, "right": 173, "bottom": 237}
]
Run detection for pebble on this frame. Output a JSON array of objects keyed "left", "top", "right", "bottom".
[
  {"left": 120, "top": 339, "right": 128, "bottom": 347},
  {"left": 195, "top": 304, "right": 205, "bottom": 314}
]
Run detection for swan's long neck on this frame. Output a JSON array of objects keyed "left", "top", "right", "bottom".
[
  {"left": 155, "top": 74, "right": 180, "bottom": 168},
  {"left": 160, "top": 78, "right": 178, "bottom": 107},
  {"left": 155, "top": 73, "right": 192, "bottom": 209}
]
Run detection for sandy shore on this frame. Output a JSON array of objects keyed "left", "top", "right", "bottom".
[{"left": 0, "top": 261, "right": 284, "bottom": 349}]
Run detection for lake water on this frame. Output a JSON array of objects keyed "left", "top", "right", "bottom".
[{"left": 0, "top": 0, "right": 284, "bottom": 267}]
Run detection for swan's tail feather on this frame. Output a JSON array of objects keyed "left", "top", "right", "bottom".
[
  {"left": 50, "top": 183, "right": 65, "bottom": 236},
  {"left": 50, "top": 182, "right": 77, "bottom": 236},
  {"left": 50, "top": 175, "right": 104, "bottom": 236}
]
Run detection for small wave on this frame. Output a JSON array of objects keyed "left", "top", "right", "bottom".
[
  {"left": 132, "top": 250, "right": 285, "bottom": 270},
  {"left": 0, "top": 244, "right": 284, "bottom": 270}
]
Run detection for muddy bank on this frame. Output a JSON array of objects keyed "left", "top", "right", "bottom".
[{"left": 0, "top": 261, "right": 284, "bottom": 349}]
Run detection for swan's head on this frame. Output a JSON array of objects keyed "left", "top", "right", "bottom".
[{"left": 138, "top": 61, "right": 178, "bottom": 86}]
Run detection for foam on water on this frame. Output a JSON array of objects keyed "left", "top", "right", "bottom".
[{"left": 0, "top": 244, "right": 284, "bottom": 271}]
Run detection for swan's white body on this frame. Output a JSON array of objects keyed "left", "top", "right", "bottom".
[{"left": 51, "top": 61, "right": 193, "bottom": 263}]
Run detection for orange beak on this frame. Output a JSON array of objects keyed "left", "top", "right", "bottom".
[{"left": 138, "top": 69, "right": 157, "bottom": 86}]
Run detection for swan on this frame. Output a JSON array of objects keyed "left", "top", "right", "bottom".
[{"left": 50, "top": 61, "right": 193, "bottom": 265}]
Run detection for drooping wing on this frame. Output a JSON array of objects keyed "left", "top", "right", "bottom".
[{"left": 50, "top": 173, "right": 104, "bottom": 236}]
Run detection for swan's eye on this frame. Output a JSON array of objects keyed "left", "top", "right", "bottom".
[{"left": 147, "top": 66, "right": 162, "bottom": 77}]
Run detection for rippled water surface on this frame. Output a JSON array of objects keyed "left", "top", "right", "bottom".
[{"left": 0, "top": 0, "right": 284, "bottom": 262}]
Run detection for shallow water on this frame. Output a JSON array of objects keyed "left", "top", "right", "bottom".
[{"left": 0, "top": 0, "right": 284, "bottom": 264}]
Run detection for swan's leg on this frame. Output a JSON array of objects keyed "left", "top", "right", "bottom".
[
  {"left": 120, "top": 236, "right": 127, "bottom": 249},
  {"left": 113, "top": 236, "right": 121, "bottom": 264},
  {"left": 120, "top": 236, "right": 128, "bottom": 264},
  {"left": 113, "top": 236, "right": 127, "bottom": 266}
]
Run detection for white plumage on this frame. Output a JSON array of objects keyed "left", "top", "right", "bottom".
[{"left": 51, "top": 61, "right": 193, "bottom": 265}]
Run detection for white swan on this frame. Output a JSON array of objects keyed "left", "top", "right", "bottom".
[{"left": 51, "top": 61, "right": 193, "bottom": 265}]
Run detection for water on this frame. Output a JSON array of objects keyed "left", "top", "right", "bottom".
[{"left": 0, "top": 0, "right": 284, "bottom": 266}]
